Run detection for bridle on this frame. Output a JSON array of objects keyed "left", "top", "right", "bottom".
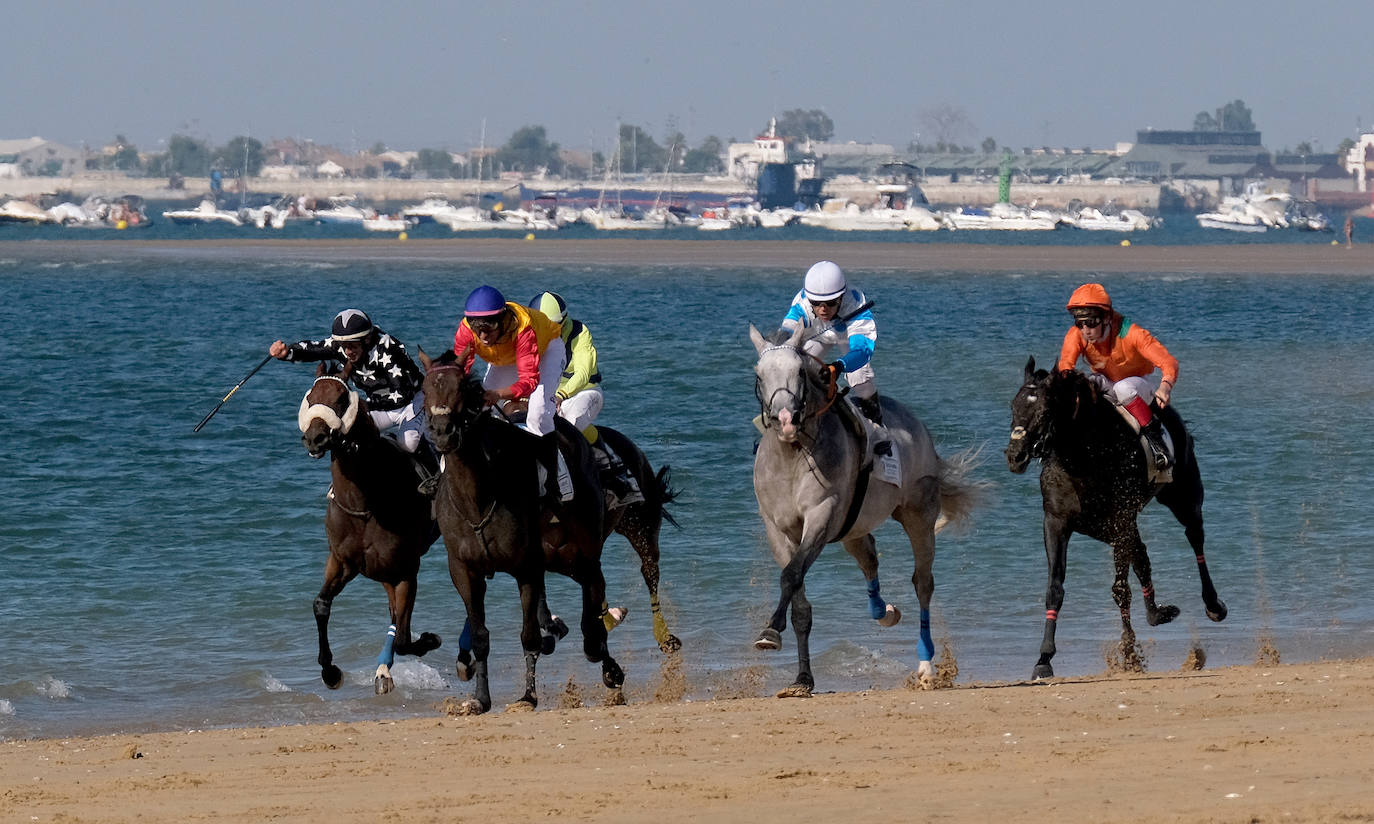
[
  {"left": 424, "top": 364, "right": 486, "bottom": 444},
  {"left": 1009, "top": 383, "right": 1052, "bottom": 460},
  {"left": 754, "top": 344, "right": 839, "bottom": 432}
]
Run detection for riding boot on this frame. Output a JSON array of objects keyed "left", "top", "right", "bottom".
[
  {"left": 1141, "top": 418, "right": 1173, "bottom": 471},
  {"left": 855, "top": 394, "right": 884, "bottom": 427},
  {"left": 414, "top": 440, "right": 442, "bottom": 497},
  {"left": 538, "top": 432, "right": 565, "bottom": 521},
  {"left": 591, "top": 437, "right": 640, "bottom": 507}
]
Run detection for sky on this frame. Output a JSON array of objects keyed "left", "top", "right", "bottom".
[{"left": 3, "top": 1, "right": 1368, "bottom": 156}]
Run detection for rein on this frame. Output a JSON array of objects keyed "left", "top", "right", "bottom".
[{"left": 755, "top": 346, "right": 839, "bottom": 430}]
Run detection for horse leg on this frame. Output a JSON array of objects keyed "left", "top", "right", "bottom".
[
  {"left": 779, "top": 582, "right": 815, "bottom": 697},
  {"left": 450, "top": 567, "right": 491, "bottom": 714},
  {"left": 390, "top": 577, "right": 442, "bottom": 659},
  {"left": 895, "top": 498, "right": 939, "bottom": 687},
  {"left": 841, "top": 534, "right": 902, "bottom": 629},
  {"left": 1110, "top": 540, "right": 1145, "bottom": 672},
  {"left": 574, "top": 562, "right": 625, "bottom": 691},
  {"left": 1156, "top": 459, "right": 1227, "bottom": 622},
  {"left": 1034, "top": 516, "right": 1071, "bottom": 680},
  {"left": 1121, "top": 526, "right": 1180, "bottom": 627},
  {"left": 755, "top": 519, "right": 827, "bottom": 651},
  {"left": 536, "top": 594, "right": 568, "bottom": 655},
  {"left": 514, "top": 574, "right": 545, "bottom": 708},
  {"left": 313, "top": 555, "right": 357, "bottom": 690},
  {"left": 618, "top": 504, "right": 681, "bottom": 653}
]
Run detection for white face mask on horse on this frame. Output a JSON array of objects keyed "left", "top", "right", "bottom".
[{"left": 299, "top": 375, "right": 361, "bottom": 435}]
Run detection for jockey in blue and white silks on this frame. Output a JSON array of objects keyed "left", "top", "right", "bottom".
[{"left": 780, "top": 260, "right": 882, "bottom": 425}]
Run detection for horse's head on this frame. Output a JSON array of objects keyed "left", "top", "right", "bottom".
[
  {"left": 750, "top": 323, "right": 828, "bottom": 444},
  {"left": 299, "top": 362, "right": 365, "bottom": 458},
  {"left": 421, "top": 350, "right": 485, "bottom": 453},
  {"left": 1006, "top": 356, "right": 1052, "bottom": 473}
]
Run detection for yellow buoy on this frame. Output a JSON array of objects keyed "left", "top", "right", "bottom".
[
  {"left": 398, "top": 231, "right": 408, "bottom": 241},
  {"left": 524, "top": 233, "right": 535, "bottom": 241},
  {"left": 1120, "top": 239, "right": 1131, "bottom": 247},
  {"left": 1332, "top": 239, "right": 1340, "bottom": 246},
  {"left": 115, "top": 220, "right": 128, "bottom": 230}
]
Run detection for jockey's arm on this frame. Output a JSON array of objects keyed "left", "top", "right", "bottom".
[
  {"left": 276, "top": 338, "right": 340, "bottom": 363},
  {"left": 557, "top": 325, "right": 597, "bottom": 399},
  {"left": 1056, "top": 326, "right": 1085, "bottom": 372}
]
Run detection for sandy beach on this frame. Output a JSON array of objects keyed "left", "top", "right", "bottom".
[
  {"left": 5, "top": 238, "right": 1374, "bottom": 275},
  {"left": 2, "top": 657, "right": 1371, "bottom": 823}
]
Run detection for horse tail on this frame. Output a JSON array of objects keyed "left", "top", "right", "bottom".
[
  {"left": 650, "top": 465, "right": 682, "bottom": 529},
  {"left": 934, "top": 445, "right": 991, "bottom": 534}
]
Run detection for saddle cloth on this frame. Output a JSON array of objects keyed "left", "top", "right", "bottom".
[
  {"left": 1110, "top": 405, "right": 1175, "bottom": 484},
  {"left": 836, "top": 397, "right": 901, "bottom": 487}
]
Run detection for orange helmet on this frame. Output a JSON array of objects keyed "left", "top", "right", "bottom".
[{"left": 1066, "top": 283, "right": 1112, "bottom": 312}]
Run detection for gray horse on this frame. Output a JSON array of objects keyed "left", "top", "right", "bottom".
[{"left": 750, "top": 324, "right": 981, "bottom": 694}]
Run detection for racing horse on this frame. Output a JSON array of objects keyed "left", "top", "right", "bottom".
[
  {"left": 421, "top": 352, "right": 628, "bottom": 714},
  {"left": 750, "top": 324, "right": 982, "bottom": 695},
  {"left": 298, "top": 362, "right": 443, "bottom": 694},
  {"left": 1005, "top": 357, "right": 1227, "bottom": 680}
]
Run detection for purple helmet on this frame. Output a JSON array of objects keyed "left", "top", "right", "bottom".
[{"left": 464, "top": 285, "right": 507, "bottom": 317}]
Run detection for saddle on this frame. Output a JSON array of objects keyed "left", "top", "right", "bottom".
[
  {"left": 835, "top": 395, "right": 901, "bottom": 486},
  {"left": 1108, "top": 404, "right": 1175, "bottom": 484}
]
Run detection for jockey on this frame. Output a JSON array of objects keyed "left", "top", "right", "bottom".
[
  {"left": 270, "top": 309, "right": 439, "bottom": 492},
  {"left": 453, "top": 285, "right": 569, "bottom": 506},
  {"left": 1057, "top": 283, "right": 1178, "bottom": 470},
  {"left": 528, "top": 291, "right": 640, "bottom": 504},
  {"left": 781, "top": 260, "right": 882, "bottom": 426}
]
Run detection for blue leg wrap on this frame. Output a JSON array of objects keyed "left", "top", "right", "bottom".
[
  {"left": 866, "top": 578, "right": 886, "bottom": 620},
  {"left": 459, "top": 618, "right": 472, "bottom": 652},
  {"left": 917, "top": 609, "right": 934, "bottom": 662},
  {"left": 376, "top": 624, "right": 397, "bottom": 668}
]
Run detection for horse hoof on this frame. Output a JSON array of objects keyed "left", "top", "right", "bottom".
[
  {"left": 603, "top": 606, "right": 628, "bottom": 632},
  {"left": 505, "top": 698, "right": 536, "bottom": 713},
  {"left": 602, "top": 660, "right": 626, "bottom": 689},
  {"left": 754, "top": 628, "right": 782, "bottom": 651},
  {"left": 915, "top": 660, "right": 935, "bottom": 690},
  {"left": 1148, "top": 604, "right": 1181, "bottom": 626},
  {"left": 455, "top": 698, "right": 487, "bottom": 716},
  {"left": 455, "top": 658, "right": 474, "bottom": 682},
  {"left": 540, "top": 631, "right": 558, "bottom": 656},
  {"left": 417, "top": 632, "right": 442, "bottom": 654},
  {"left": 877, "top": 604, "right": 902, "bottom": 628},
  {"left": 322, "top": 664, "right": 343, "bottom": 690},
  {"left": 374, "top": 674, "right": 394, "bottom": 695},
  {"left": 604, "top": 689, "right": 627, "bottom": 707},
  {"left": 1032, "top": 664, "right": 1055, "bottom": 681},
  {"left": 658, "top": 635, "right": 683, "bottom": 654},
  {"left": 550, "top": 615, "right": 570, "bottom": 640},
  {"left": 776, "top": 683, "right": 813, "bottom": 699},
  {"left": 1208, "top": 600, "right": 1228, "bottom": 622}
]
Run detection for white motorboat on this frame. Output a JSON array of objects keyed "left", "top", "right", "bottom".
[
  {"left": 579, "top": 206, "right": 660, "bottom": 230},
  {"left": 162, "top": 199, "right": 243, "bottom": 226},
  {"left": 434, "top": 206, "right": 502, "bottom": 231},
  {"left": 400, "top": 196, "right": 456, "bottom": 224},
  {"left": 942, "top": 201, "right": 1062, "bottom": 231},
  {"left": 0, "top": 199, "right": 55, "bottom": 224},
  {"left": 46, "top": 202, "right": 101, "bottom": 226},
  {"left": 362, "top": 214, "right": 412, "bottom": 232},
  {"left": 1195, "top": 206, "right": 1267, "bottom": 232},
  {"left": 314, "top": 203, "right": 368, "bottom": 225},
  {"left": 1071, "top": 207, "right": 1155, "bottom": 231}
]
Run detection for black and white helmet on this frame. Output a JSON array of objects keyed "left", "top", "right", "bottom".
[{"left": 330, "top": 309, "right": 373, "bottom": 342}]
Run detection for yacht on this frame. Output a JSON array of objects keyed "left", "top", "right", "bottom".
[{"left": 162, "top": 199, "right": 243, "bottom": 226}]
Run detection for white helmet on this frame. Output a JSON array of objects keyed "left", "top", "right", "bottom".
[{"left": 804, "top": 260, "right": 846, "bottom": 302}]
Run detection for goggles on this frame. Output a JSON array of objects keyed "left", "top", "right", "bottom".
[
  {"left": 1074, "top": 315, "right": 1104, "bottom": 329},
  {"left": 813, "top": 297, "right": 842, "bottom": 311},
  {"left": 467, "top": 315, "right": 503, "bottom": 334}
]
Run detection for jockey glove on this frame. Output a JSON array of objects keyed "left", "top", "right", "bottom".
[{"left": 826, "top": 361, "right": 845, "bottom": 382}]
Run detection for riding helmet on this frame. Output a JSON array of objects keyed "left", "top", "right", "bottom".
[
  {"left": 528, "top": 291, "right": 567, "bottom": 324},
  {"left": 330, "top": 309, "right": 374, "bottom": 342},
  {"left": 1066, "top": 283, "right": 1112, "bottom": 313},
  {"left": 804, "top": 260, "right": 846, "bottom": 302},
  {"left": 464, "top": 285, "right": 507, "bottom": 317}
]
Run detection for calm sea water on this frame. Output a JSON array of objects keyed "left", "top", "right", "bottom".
[{"left": 2, "top": 239, "right": 1372, "bottom": 741}]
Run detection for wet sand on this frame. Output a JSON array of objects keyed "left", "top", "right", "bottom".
[
  {"left": 5, "top": 238, "right": 1374, "bottom": 275},
  {"left": 3, "top": 657, "right": 1372, "bottom": 823}
]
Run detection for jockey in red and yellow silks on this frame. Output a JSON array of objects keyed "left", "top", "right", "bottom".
[
  {"left": 453, "top": 285, "right": 566, "bottom": 436},
  {"left": 1057, "top": 282, "right": 1178, "bottom": 469}
]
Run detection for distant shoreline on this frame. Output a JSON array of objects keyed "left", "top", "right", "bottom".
[{"left": 4, "top": 238, "right": 1373, "bottom": 275}]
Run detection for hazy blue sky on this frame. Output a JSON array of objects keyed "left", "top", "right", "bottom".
[{"left": 3, "top": 1, "right": 1367, "bottom": 155}]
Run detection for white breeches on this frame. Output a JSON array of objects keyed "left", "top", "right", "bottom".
[
  {"left": 483, "top": 340, "right": 567, "bottom": 436},
  {"left": 368, "top": 392, "right": 426, "bottom": 452},
  {"left": 558, "top": 386, "right": 604, "bottom": 432},
  {"left": 1088, "top": 373, "right": 1153, "bottom": 405}
]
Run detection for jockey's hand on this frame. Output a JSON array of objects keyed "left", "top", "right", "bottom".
[
  {"left": 1154, "top": 380, "right": 1173, "bottom": 408},
  {"left": 269, "top": 340, "right": 288, "bottom": 359},
  {"left": 825, "top": 361, "right": 845, "bottom": 383},
  {"left": 483, "top": 389, "right": 505, "bottom": 407}
]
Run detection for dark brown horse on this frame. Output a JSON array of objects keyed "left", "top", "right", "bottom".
[
  {"left": 1005, "top": 358, "right": 1227, "bottom": 679},
  {"left": 298, "top": 362, "right": 442, "bottom": 694},
  {"left": 421, "top": 353, "right": 627, "bottom": 714}
]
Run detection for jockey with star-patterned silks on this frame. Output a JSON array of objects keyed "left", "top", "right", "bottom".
[{"left": 269, "top": 309, "right": 428, "bottom": 455}]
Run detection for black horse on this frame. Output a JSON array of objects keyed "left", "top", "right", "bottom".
[
  {"left": 298, "top": 362, "right": 442, "bottom": 694},
  {"left": 1005, "top": 357, "right": 1227, "bottom": 679},
  {"left": 421, "top": 353, "right": 627, "bottom": 714}
]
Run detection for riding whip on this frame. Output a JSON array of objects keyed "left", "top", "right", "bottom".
[
  {"left": 804, "top": 299, "right": 875, "bottom": 343},
  {"left": 193, "top": 354, "right": 273, "bottom": 432}
]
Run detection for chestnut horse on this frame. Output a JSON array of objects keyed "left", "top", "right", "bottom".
[{"left": 298, "top": 362, "right": 442, "bottom": 694}]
